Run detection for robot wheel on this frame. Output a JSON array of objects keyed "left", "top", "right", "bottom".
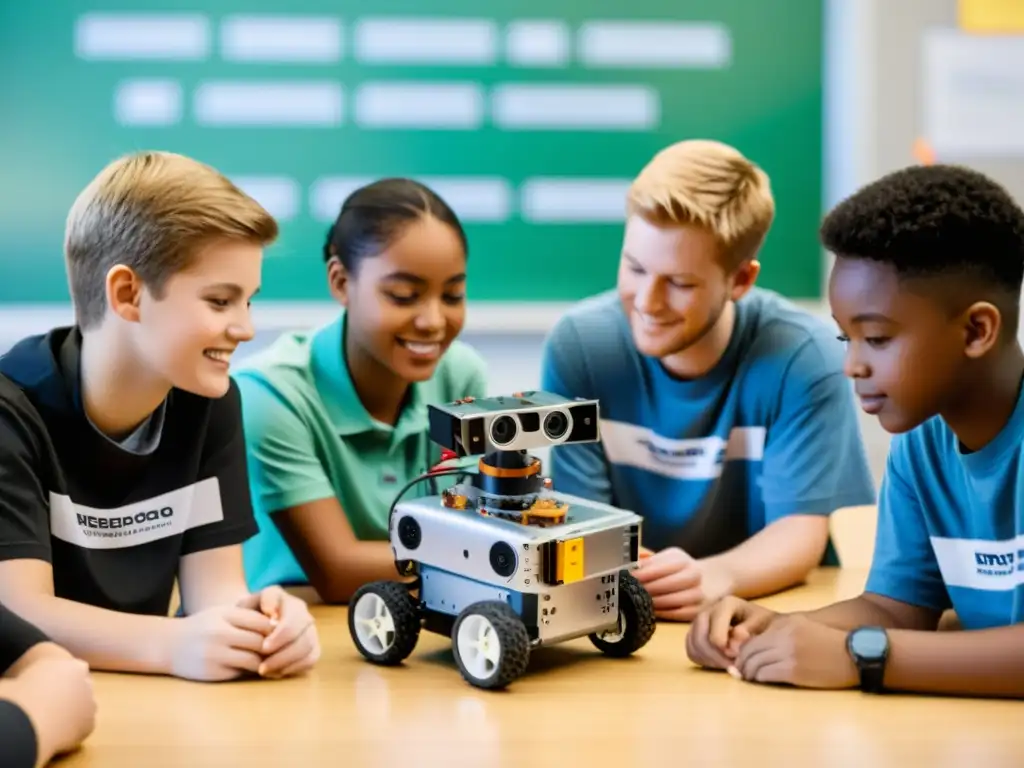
[
  {"left": 451, "top": 600, "right": 531, "bottom": 690},
  {"left": 348, "top": 580, "right": 422, "bottom": 665},
  {"left": 588, "top": 569, "right": 657, "bottom": 658}
]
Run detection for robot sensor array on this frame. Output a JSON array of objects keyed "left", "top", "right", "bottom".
[{"left": 427, "top": 391, "right": 600, "bottom": 526}]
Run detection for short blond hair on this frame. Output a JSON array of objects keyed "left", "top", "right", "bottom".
[
  {"left": 64, "top": 151, "right": 278, "bottom": 329},
  {"left": 627, "top": 139, "right": 775, "bottom": 266}
]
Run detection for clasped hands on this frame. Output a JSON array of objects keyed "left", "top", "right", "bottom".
[
  {"left": 170, "top": 586, "right": 321, "bottom": 682},
  {"left": 636, "top": 547, "right": 859, "bottom": 690},
  {"left": 684, "top": 596, "right": 859, "bottom": 690}
]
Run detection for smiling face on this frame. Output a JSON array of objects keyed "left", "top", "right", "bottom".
[
  {"left": 616, "top": 215, "right": 757, "bottom": 360},
  {"left": 828, "top": 256, "right": 971, "bottom": 433},
  {"left": 336, "top": 214, "right": 467, "bottom": 383},
  {"left": 133, "top": 237, "right": 262, "bottom": 398}
]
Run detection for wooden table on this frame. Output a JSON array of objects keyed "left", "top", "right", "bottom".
[{"left": 64, "top": 568, "right": 1023, "bottom": 767}]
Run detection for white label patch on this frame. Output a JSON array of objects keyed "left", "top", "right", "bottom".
[
  {"left": 50, "top": 477, "right": 224, "bottom": 550},
  {"left": 930, "top": 533, "right": 1024, "bottom": 591},
  {"left": 599, "top": 419, "right": 766, "bottom": 480}
]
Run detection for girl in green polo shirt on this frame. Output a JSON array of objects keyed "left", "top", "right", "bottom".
[{"left": 233, "top": 178, "right": 488, "bottom": 602}]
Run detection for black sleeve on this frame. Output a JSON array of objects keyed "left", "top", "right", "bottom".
[
  {"left": 0, "top": 699, "right": 37, "bottom": 768},
  {"left": 0, "top": 391, "right": 53, "bottom": 565},
  {"left": 0, "top": 600, "right": 47, "bottom": 768},
  {"left": 181, "top": 379, "right": 258, "bottom": 555},
  {"left": 0, "top": 600, "right": 48, "bottom": 674}
]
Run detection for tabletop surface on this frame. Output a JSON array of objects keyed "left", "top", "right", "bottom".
[{"left": 63, "top": 568, "right": 1023, "bottom": 768}]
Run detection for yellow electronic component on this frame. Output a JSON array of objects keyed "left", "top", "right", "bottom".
[{"left": 555, "top": 537, "right": 584, "bottom": 583}]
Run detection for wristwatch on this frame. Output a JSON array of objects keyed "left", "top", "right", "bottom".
[{"left": 846, "top": 626, "right": 889, "bottom": 693}]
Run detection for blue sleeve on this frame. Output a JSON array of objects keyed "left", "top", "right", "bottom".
[
  {"left": 539, "top": 317, "right": 614, "bottom": 504},
  {"left": 760, "top": 340, "right": 877, "bottom": 522},
  {"left": 864, "top": 440, "right": 951, "bottom": 611}
]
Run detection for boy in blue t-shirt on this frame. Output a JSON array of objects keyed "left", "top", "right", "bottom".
[
  {"left": 541, "top": 139, "right": 876, "bottom": 621},
  {"left": 687, "top": 164, "right": 1024, "bottom": 698}
]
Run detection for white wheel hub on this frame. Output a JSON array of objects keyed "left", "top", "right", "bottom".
[
  {"left": 457, "top": 614, "right": 501, "bottom": 681},
  {"left": 354, "top": 593, "right": 396, "bottom": 654},
  {"left": 599, "top": 611, "right": 627, "bottom": 643}
]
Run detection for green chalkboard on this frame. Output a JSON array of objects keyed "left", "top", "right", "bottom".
[{"left": 0, "top": 1, "right": 823, "bottom": 304}]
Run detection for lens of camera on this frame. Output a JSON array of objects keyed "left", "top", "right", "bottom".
[
  {"left": 489, "top": 541, "right": 516, "bottom": 577},
  {"left": 543, "top": 410, "right": 569, "bottom": 439},
  {"left": 490, "top": 415, "right": 517, "bottom": 445}
]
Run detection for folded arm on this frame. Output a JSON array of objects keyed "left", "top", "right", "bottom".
[
  {"left": 273, "top": 496, "right": 401, "bottom": 604},
  {"left": 788, "top": 506, "right": 1024, "bottom": 697},
  {"left": 701, "top": 514, "right": 830, "bottom": 598},
  {"left": 0, "top": 625, "right": 95, "bottom": 768},
  {"left": 0, "top": 696, "right": 38, "bottom": 768},
  {"left": 0, "top": 598, "right": 50, "bottom": 677},
  {"left": 882, "top": 621, "right": 1024, "bottom": 698},
  {"left": 177, "top": 544, "right": 252, "bottom": 614},
  {"left": 797, "top": 590, "right": 1023, "bottom": 696},
  {"left": 748, "top": 345, "right": 876, "bottom": 594},
  {"left": 0, "top": 559, "right": 175, "bottom": 675},
  {"left": 235, "top": 375, "right": 405, "bottom": 604}
]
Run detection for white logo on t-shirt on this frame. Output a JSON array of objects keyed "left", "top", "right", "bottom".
[
  {"left": 599, "top": 419, "right": 766, "bottom": 480},
  {"left": 930, "top": 533, "right": 1024, "bottom": 591},
  {"left": 49, "top": 477, "right": 224, "bottom": 550}
]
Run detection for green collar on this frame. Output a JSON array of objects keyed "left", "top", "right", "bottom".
[{"left": 309, "top": 312, "right": 428, "bottom": 441}]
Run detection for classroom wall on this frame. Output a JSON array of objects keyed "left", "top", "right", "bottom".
[
  {"left": 0, "top": 1, "right": 825, "bottom": 305},
  {"left": 3, "top": 0, "right": 1021, "bottom": 490},
  {"left": 834, "top": 0, "right": 1024, "bottom": 199},
  {"left": 828, "top": 0, "right": 1024, "bottom": 482},
  {"left": 877, "top": 0, "right": 1024, "bottom": 198},
  {"left": 0, "top": 0, "right": 883, "bottom": 486},
  {"left": 0, "top": 1, "right": 836, "bottom": 405}
]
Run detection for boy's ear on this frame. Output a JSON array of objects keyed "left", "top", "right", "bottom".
[
  {"left": 326, "top": 256, "right": 350, "bottom": 307},
  {"left": 106, "top": 265, "right": 143, "bottom": 323},
  {"left": 962, "top": 301, "right": 1001, "bottom": 359},
  {"left": 728, "top": 259, "right": 761, "bottom": 302}
]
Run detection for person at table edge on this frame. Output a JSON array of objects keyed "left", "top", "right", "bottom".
[
  {"left": 541, "top": 139, "right": 876, "bottom": 621},
  {"left": 688, "top": 163, "right": 1024, "bottom": 699}
]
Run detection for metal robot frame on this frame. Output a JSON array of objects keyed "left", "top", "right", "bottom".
[{"left": 347, "top": 390, "right": 656, "bottom": 690}]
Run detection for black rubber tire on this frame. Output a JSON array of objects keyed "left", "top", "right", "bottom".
[
  {"left": 348, "top": 580, "right": 421, "bottom": 665},
  {"left": 451, "top": 600, "right": 530, "bottom": 690},
  {"left": 589, "top": 569, "right": 657, "bottom": 657}
]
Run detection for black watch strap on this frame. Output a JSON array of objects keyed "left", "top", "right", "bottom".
[
  {"left": 858, "top": 660, "right": 886, "bottom": 693},
  {"left": 847, "top": 626, "right": 889, "bottom": 694}
]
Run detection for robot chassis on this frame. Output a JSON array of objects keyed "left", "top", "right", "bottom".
[{"left": 347, "top": 391, "right": 657, "bottom": 690}]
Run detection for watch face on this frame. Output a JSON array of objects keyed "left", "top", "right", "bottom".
[{"left": 851, "top": 628, "right": 888, "bottom": 659}]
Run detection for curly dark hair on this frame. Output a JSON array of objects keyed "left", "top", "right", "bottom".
[{"left": 820, "top": 164, "right": 1024, "bottom": 294}]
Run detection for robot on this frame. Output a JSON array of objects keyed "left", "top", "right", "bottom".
[{"left": 347, "top": 390, "right": 656, "bottom": 690}]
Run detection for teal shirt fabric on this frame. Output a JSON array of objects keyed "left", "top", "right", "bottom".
[{"left": 233, "top": 312, "right": 488, "bottom": 591}]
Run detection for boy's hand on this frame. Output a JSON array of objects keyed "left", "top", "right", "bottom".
[
  {"left": 169, "top": 604, "right": 273, "bottom": 681},
  {"left": 634, "top": 547, "right": 735, "bottom": 621},
  {"left": 241, "top": 587, "right": 321, "bottom": 679},
  {"left": 734, "top": 614, "right": 858, "bottom": 689},
  {"left": 686, "top": 596, "right": 778, "bottom": 671},
  {"left": 7, "top": 654, "right": 97, "bottom": 761}
]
